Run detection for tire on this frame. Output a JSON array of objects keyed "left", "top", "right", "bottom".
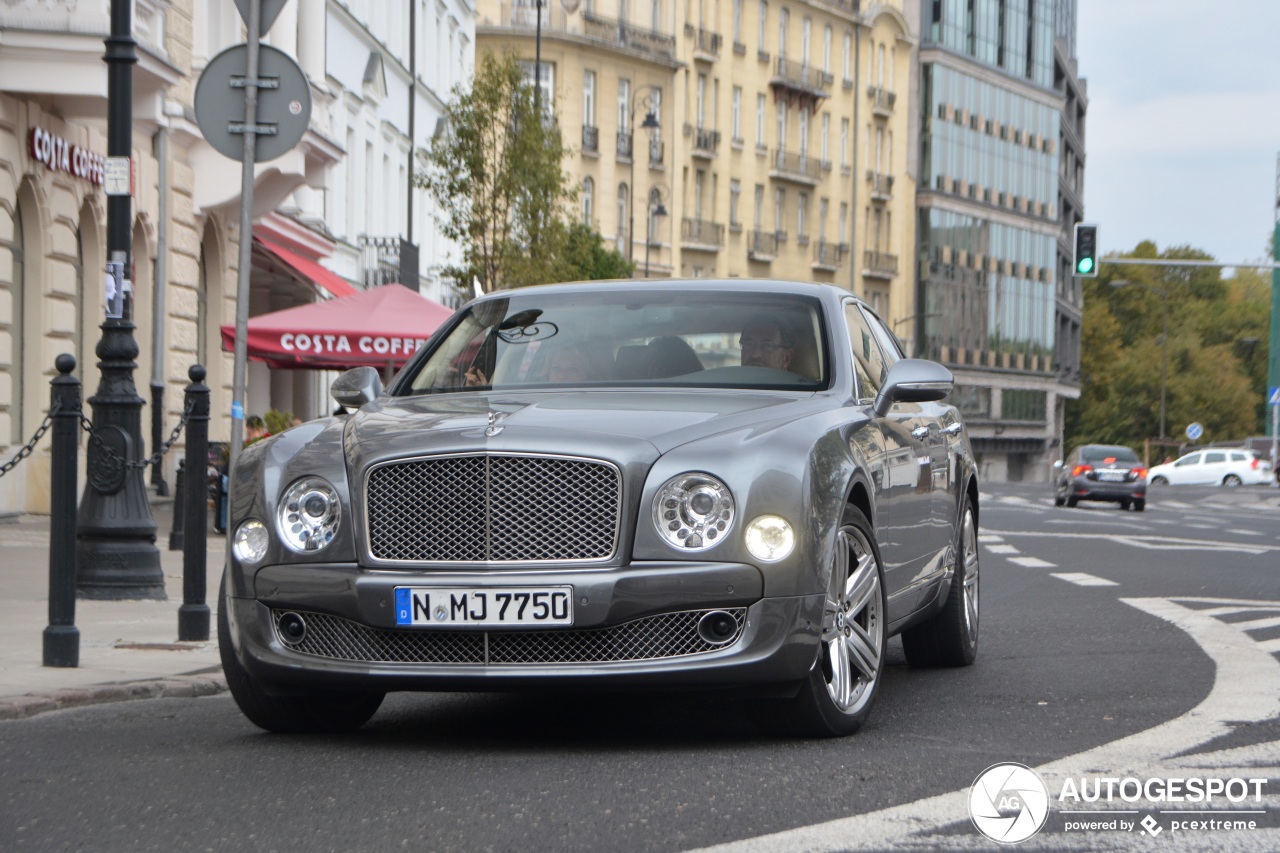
[
  {"left": 1065, "top": 495, "right": 1078, "bottom": 508},
  {"left": 1119, "top": 499, "right": 1131, "bottom": 511},
  {"left": 218, "top": 573, "right": 384, "bottom": 733},
  {"left": 748, "top": 504, "right": 886, "bottom": 738},
  {"left": 1223, "top": 474, "right": 1242, "bottom": 487},
  {"left": 1053, "top": 491, "right": 1065, "bottom": 507},
  {"left": 902, "top": 496, "right": 979, "bottom": 668},
  {"left": 1150, "top": 476, "right": 1169, "bottom": 486},
  {"left": 1133, "top": 499, "right": 1145, "bottom": 512}
]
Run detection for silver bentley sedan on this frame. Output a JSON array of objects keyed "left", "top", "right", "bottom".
[{"left": 220, "top": 280, "right": 980, "bottom": 737}]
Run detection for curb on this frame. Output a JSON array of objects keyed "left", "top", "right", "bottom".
[{"left": 0, "top": 668, "right": 227, "bottom": 721}]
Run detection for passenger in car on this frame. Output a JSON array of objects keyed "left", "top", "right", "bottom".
[{"left": 739, "top": 316, "right": 795, "bottom": 371}]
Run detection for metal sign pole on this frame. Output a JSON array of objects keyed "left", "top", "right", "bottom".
[{"left": 228, "top": 0, "right": 262, "bottom": 482}]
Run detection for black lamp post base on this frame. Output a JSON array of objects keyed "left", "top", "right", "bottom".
[
  {"left": 42, "top": 626, "right": 80, "bottom": 668},
  {"left": 75, "top": 539, "right": 167, "bottom": 600},
  {"left": 177, "top": 604, "right": 210, "bottom": 641}
]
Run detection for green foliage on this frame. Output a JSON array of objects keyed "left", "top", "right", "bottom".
[
  {"left": 263, "top": 409, "right": 294, "bottom": 436},
  {"left": 558, "top": 221, "right": 635, "bottom": 281},
  {"left": 416, "top": 52, "right": 628, "bottom": 291},
  {"left": 1064, "top": 242, "right": 1272, "bottom": 452}
]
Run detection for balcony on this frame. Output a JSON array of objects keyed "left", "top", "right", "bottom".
[
  {"left": 685, "top": 24, "right": 723, "bottom": 60},
  {"left": 582, "top": 125, "right": 599, "bottom": 154},
  {"left": 692, "top": 127, "right": 721, "bottom": 158},
  {"left": 359, "top": 236, "right": 419, "bottom": 289},
  {"left": 583, "top": 11, "right": 676, "bottom": 60},
  {"left": 681, "top": 217, "right": 725, "bottom": 250},
  {"left": 617, "top": 130, "right": 633, "bottom": 161},
  {"left": 867, "top": 170, "right": 894, "bottom": 201},
  {"left": 648, "top": 137, "right": 665, "bottom": 167},
  {"left": 747, "top": 230, "right": 779, "bottom": 261},
  {"left": 771, "top": 149, "right": 823, "bottom": 185},
  {"left": 812, "top": 240, "right": 846, "bottom": 271},
  {"left": 863, "top": 250, "right": 898, "bottom": 279},
  {"left": 812, "top": 0, "right": 861, "bottom": 12},
  {"left": 770, "top": 58, "right": 830, "bottom": 103},
  {"left": 868, "top": 86, "right": 896, "bottom": 118}
]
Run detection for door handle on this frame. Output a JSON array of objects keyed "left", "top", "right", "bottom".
[
  {"left": 941, "top": 423, "right": 964, "bottom": 437},
  {"left": 911, "top": 426, "right": 930, "bottom": 440}
]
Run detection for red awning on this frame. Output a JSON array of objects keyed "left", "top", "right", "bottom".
[
  {"left": 255, "top": 237, "right": 359, "bottom": 299},
  {"left": 220, "top": 284, "right": 456, "bottom": 370}
]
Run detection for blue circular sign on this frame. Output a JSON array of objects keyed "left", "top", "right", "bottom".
[{"left": 1185, "top": 422, "right": 1204, "bottom": 441}]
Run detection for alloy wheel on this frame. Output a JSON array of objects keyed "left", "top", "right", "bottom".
[{"left": 820, "top": 525, "right": 884, "bottom": 715}]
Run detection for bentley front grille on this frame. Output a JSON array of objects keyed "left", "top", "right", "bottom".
[
  {"left": 365, "top": 454, "right": 621, "bottom": 564},
  {"left": 271, "top": 608, "right": 747, "bottom": 665}
]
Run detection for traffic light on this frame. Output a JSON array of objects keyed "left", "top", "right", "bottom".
[{"left": 1073, "top": 223, "right": 1098, "bottom": 277}]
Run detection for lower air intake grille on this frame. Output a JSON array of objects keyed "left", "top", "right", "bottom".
[{"left": 271, "top": 608, "right": 747, "bottom": 665}]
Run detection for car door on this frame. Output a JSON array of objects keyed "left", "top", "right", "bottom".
[
  {"left": 1200, "top": 451, "right": 1229, "bottom": 484},
  {"left": 860, "top": 305, "right": 956, "bottom": 559},
  {"left": 843, "top": 301, "right": 935, "bottom": 616},
  {"left": 1171, "top": 452, "right": 1203, "bottom": 484}
]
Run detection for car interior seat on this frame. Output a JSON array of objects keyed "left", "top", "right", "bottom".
[{"left": 645, "top": 336, "right": 703, "bottom": 377}]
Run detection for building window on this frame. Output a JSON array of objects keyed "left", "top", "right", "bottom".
[
  {"left": 823, "top": 25, "right": 832, "bottom": 73},
  {"left": 758, "top": 1, "right": 767, "bottom": 53},
  {"left": 774, "top": 187, "right": 785, "bottom": 232},
  {"left": 583, "top": 177, "right": 595, "bottom": 224},
  {"left": 729, "top": 179, "right": 741, "bottom": 226},
  {"left": 618, "top": 79, "right": 631, "bottom": 133},
  {"left": 840, "top": 118, "right": 849, "bottom": 167},
  {"left": 797, "top": 192, "right": 808, "bottom": 238},
  {"left": 731, "top": 87, "right": 742, "bottom": 141},
  {"left": 778, "top": 8, "right": 788, "bottom": 58},
  {"left": 583, "top": 70, "right": 596, "bottom": 127},
  {"left": 616, "top": 183, "right": 629, "bottom": 251},
  {"left": 843, "top": 32, "right": 852, "bottom": 80},
  {"left": 518, "top": 60, "right": 555, "bottom": 115},
  {"left": 801, "top": 17, "right": 811, "bottom": 65},
  {"left": 733, "top": 0, "right": 743, "bottom": 44},
  {"left": 754, "top": 184, "right": 765, "bottom": 227},
  {"left": 820, "top": 113, "right": 829, "bottom": 163},
  {"left": 756, "top": 93, "right": 766, "bottom": 147}
]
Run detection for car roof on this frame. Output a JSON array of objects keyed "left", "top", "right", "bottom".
[{"left": 469, "top": 278, "right": 864, "bottom": 306}]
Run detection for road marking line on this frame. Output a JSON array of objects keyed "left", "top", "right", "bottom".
[
  {"left": 1183, "top": 523, "right": 1216, "bottom": 530},
  {"left": 1008, "top": 556, "right": 1056, "bottom": 568},
  {"left": 689, "top": 597, "right": 1280, "bottom": 852},
  {"left": 1227, "top": 528, "right": 1264, "bottom": 536},
  {"left": 1232, "top": 615, "right": 1280, "bottom": 631},
  {"left": 984, "top": 544, "right": 1019, "bottom": 554},
  {"left": 1051, "top": 572, "right": 1118, "bottom": 587},
  {"left": 1159, "top": 500, "right": 1194, "bottom": 509},
  {"left": 1260, "top": 637, "right": 1280, "bottom": 654},
  {"left": 977, "top": 534, "right": 1004, "bottom": 543},
  {"left": 982, "top": 529, "right": 1279, "bottom": 555}
]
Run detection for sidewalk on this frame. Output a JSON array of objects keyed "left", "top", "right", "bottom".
[{"left": 0, "top": 497, "right": 227, "bottom": 720}]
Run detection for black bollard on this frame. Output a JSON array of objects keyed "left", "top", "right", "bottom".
[
  {"left": 44, "top": 355, "right": 81, "bottom": 667},
  {"left": 168, "top": 458, "right": 185, "bottom": 551},
  {"left": 178, "top": 365, "right": 211, "bottom": 641}
]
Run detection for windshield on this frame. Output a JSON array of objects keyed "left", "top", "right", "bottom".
[
  {"left": 1081, "top": 446, "right": 1140, "bottom": 464},
  {"left": 398, "top": 290, "right": 828, "bottom": 394}
]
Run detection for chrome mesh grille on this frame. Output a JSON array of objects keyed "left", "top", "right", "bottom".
[
  {"left": 366, "top": 454, "right": 620, "bottom": 563},
  {"left": 271, "top": 608, "right": 747, "bottom": 665}
]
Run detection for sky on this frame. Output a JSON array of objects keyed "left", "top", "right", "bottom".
[{"left": 1076, "top": 0, "right": 1280, "bottom": 269}]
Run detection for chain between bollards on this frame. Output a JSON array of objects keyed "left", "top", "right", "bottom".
[
  {"left": 43, "top": 355, "right": 81, "bottom": 667},
  {"left": 178, "top": 364, "right": 211, "bottom": 641}
]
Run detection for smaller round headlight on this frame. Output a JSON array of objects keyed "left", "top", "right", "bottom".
[
  {"left": 277, "top": 477, "right": 341, "bottom": 552},
  {"left": 744, "top": 515, "right": 795, "bottom": 562},
  {"left": 232, "top": 519, "right": 270, "bottom": 564}
]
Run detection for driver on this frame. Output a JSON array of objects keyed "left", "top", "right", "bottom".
[{"left": 739, "top": 316, "right": 794, "bottom": 371}]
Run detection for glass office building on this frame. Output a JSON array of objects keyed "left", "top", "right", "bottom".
[{"left": 915, "top": 0, "right": 1082, "bottom": 482}]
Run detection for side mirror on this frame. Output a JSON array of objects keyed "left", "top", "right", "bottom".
[
  {"left": 1052, "top": 460, "right": 1064, "bottom": 470},
  {"left": 872, "top": 359, "right": 954, "bottom": 417},
  {"left": 331, "top": 366, "right": 383, "bottom": 409}
]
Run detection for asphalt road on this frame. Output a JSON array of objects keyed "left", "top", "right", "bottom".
[{"left": 2, "top": 483, "right": 1277, "bottom": 852}]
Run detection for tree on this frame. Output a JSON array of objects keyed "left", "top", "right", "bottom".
[
  {"left": 558, "top": 222, "right": 635, "bottom": 281},
  {"left": 417, "top": 52, "right": 631, "bottom": 290}
]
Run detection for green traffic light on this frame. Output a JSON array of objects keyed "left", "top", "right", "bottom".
[{"left": 1077, "top": 258, "right": 1094, "bottom": 274}]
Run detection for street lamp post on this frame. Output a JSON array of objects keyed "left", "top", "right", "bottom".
[
  {"left": 77, "top": 0, "right": 165, "bottom": 599},
  {"left": 626, "top": 88, "right": 661, "bottom": 269}
]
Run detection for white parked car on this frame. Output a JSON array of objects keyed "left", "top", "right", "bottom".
[{"left": 1147, "top": 449, "right": 1273, "bottom": 487}]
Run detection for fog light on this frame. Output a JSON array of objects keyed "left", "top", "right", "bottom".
[
  {"left": 233, "top": 519, "right": 269, "bottom": 564},
  {"left": 744, "top": 515, "right": 795, "bottom": 562}
]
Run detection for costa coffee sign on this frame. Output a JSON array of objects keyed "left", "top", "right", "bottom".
[
  {"left": 279, "top": 333, "right": 428, "bottom": 357},
  {"left": 29, "top": 127, "right": 105, "bottom": 186}
]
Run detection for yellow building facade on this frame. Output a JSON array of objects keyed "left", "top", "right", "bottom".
[{"left": 476, "top": 0, "right": 918, "bottom": 341}]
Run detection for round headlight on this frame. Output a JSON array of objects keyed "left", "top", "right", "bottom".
[
  {"left": 277, "top": 477, "right": 341, "bottom": 552},
  {"left": 745, "top": 515, "right": 795, "bottom": 562},
  {"left": 232, "top": 519, "right": 269, "bottom": 564},
  {"left": 652, "top": 473, "right": 735, "bottom": 551}
]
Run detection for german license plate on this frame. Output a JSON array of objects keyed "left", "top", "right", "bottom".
[{"left": 394, "top": 587, "right": 573, "bottom": 627}]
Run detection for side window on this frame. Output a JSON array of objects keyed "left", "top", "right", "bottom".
[
  {"left": 1204, "top": 452, "right": 1226, "bottom": 464},
  {"left": 1230, "top": 451, "right": 1247, "bottom": 462},
  {"left": 859, "top": 305, "right": 903, "bottom": 364},
  {"left": 1174, "top": 453, "right": 1201, "bottom": 467},
  {"left": 844, "top": 303, "right": 888, "bottom": 401}
]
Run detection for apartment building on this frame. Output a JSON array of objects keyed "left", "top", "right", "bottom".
[
  {"left": 0, "top": 0, "right": 472, "bottom": 515},
  {"left": 475, "top": 0, "right": 919, "bottom": 332},
  {"left": 915, "top": 0, "right": 1083, "bottom": 482}
]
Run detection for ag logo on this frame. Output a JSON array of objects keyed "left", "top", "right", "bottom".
[{"left": 969, "top": 763, "right": 1050, "bottom": 844}]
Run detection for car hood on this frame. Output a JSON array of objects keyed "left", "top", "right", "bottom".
[{"left": 344, "top": 388, "right": 826, "bottom": 469}]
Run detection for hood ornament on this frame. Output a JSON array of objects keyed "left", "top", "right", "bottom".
[{"left": 485, "top": 411, "right": 506, "bottom": 437}]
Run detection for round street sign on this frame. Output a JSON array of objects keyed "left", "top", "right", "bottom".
[
  {"left": 194, "top": 43, "right": 312, "bottom": 163},
  {"left": 1185, "top": 422, "right": 1204, "bottom": 442}
]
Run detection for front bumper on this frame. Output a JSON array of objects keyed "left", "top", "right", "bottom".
[{"left": 225, "top": 561, "right": 823, "bottom": 694}]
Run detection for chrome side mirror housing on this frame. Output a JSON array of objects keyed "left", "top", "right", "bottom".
[
  {"left": 331, "top": 366, "right": 383, "bottom": 409},
  {"left": 872, "top": 359, "right": 955, "bottom": 417}
]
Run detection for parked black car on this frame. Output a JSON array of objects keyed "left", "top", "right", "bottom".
[{"left": 1053, "top": 444, "right": 1146, "bottom": 510}]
